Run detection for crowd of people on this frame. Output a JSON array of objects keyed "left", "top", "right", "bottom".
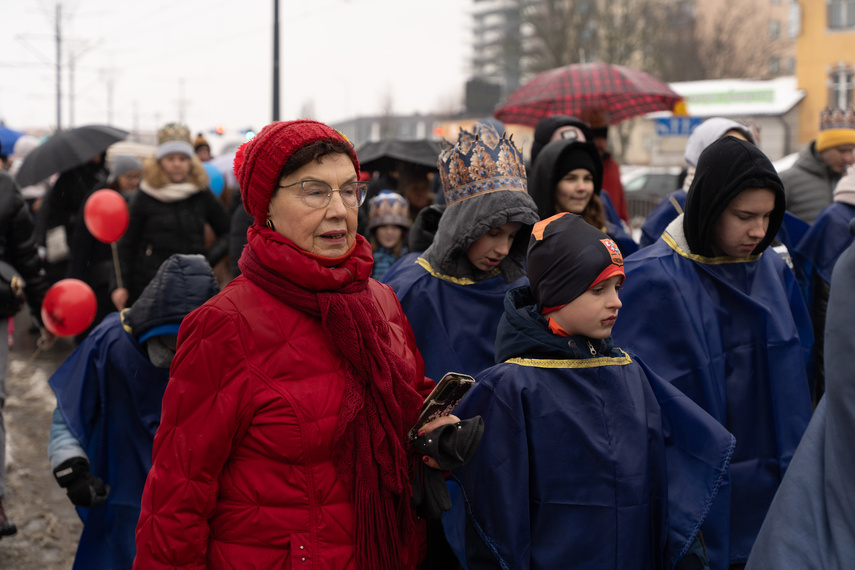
[{"left": 0, "top": 105, "right": 853, "bottom": 569}]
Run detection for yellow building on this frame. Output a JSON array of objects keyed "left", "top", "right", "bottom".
[{"left": 796, "top": 0, "right": 855, "bottom": 143}]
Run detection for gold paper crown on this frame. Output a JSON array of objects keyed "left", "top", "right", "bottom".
[
  {"left": 368, "top": 191, "right": 409, "bottom": 230},
  {"left": 437, "top": 123, "right": 527, "bottom": 206},
  {"left": 820, "top": 106, "right": 855, "bottom": 131}
]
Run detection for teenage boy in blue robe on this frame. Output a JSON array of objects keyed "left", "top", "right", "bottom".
[
  {"left": 612, "top": 136, "right": 814, "bottom": 570},
  {"left": 446, "top": 212, "right": 735, "bottom": 570}
]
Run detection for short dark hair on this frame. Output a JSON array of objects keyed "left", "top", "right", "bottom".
[{"left": 279, "top": 140, "right": 353, "bottom": 179}]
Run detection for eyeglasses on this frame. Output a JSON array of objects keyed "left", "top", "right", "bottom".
[{"left": 278, "top": 179, "right": 368, "bottom": 209}]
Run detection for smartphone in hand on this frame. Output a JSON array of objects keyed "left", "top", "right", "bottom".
[{"left": 409, "top": 372, "right": 475, "bottom": 440}]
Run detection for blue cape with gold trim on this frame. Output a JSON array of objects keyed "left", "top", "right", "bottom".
[
  {"left": 611, "top": 233, "right": 813, "bottom": 567},
  {"left": 382, "top": 255, "right": 526, "bottom": 380},
  {"left": 444, "top": 287, "right": 734, "bottom": 569}
]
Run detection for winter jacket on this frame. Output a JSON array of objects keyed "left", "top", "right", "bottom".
[
  {"left": 0, "top": 171, "right": 48, "bottom": 320},
  {"left": 134, "top": 229, "right": 433, "bottom": 569},
  {"left": 780, "top": 142, "right": 842, "bottom": 224},
  {"left": 116, "top": 185, "right": 229, "bottom": 305}
]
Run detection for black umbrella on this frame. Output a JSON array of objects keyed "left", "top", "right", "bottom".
[
  {"left": 15, "top": 124, "right": 129, "bottom": 187},
  {"left": 356, "top": 138, "right": 442, "bottom": 172}
]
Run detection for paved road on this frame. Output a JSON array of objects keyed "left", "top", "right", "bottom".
[{"left": 0, "top": 311, "right": 82, "bottom": 569}]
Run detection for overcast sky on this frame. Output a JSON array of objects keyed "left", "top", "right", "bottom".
[{"left": 2, "top": 0, "right": 470, "bottom": 146}]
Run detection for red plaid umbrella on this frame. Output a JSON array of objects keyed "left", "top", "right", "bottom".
[{"left": 494, "top": 63, "right": 683, "bottom": 127}]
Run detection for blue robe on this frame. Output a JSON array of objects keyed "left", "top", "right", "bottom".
[
  {"left": 792, "top": 202, "right": 855, "bottom": 305},
  {"left": 611, "top": 231, "right": 814, "bottom": 568},
  {"left": 382, "top": 255, "right": 526, "bottom": 380},
  {"left": 445, "top": 287, "right": 734, "bottom": 569},
  {"left": 49, "top": 312, "right": 169, "bottom": 569}
]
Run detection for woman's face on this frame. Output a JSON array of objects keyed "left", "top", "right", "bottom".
[
  {"left": 465, "top": 221, "right": 522, "bottom": 271},
  {"left": 268, "top": 152, "right": 358, "bottom": 257},
  {"left": 117, "top": 170, "right": 141, "bottom": 192},
  {"left": 376, "top": 225, "right": 403, "bottom": 249},
  {"left": 160, "top": 153, "right": 191, "bottom": 184},
  {"left": 711, "top": 187, "right": 775, "bottom": 258},
  {"left": 555, "top": 168, "right": 595, "bottom": 214}
]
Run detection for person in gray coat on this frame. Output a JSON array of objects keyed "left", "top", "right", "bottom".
[
  {"left": 745, "top": 218, "right": 855, "bottom": 570},
  {"left": 780, "top": 106, "right": 855, "bottom": 224}
]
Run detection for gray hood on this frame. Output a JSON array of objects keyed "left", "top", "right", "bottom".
[{"left": 422, "top": 189, "right": 539, "bottom": 283}]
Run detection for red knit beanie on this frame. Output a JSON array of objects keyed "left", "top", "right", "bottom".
[{"left": 233, "top": 120, "right": 360, "bottom": 223}]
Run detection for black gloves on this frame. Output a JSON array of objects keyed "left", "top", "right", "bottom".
[
  {"left": 411, "top": 416, "right": 484, "bottom": 520},
  {"left": 53, "top": 457, "right": 110, "bottom": 508}
]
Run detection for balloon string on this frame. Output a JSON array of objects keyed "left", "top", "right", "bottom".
[
  {"left": 111, "top": 242, "right": 124, "bottom": 289},
  {"left": 23, "top": 346, "right": 41, "bottom": 370}
]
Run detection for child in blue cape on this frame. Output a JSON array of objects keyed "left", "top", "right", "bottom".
[
  {"left": 445, "top": 212, "right": 735, "bottom": 570},
  {"left": 47, "top": 254, "right": 220, "bottom": 570}
]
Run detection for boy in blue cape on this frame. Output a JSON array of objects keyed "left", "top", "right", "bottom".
[
  {"left": 445, "top": 212, "right": 735, "bottom": 569},
  {"left": 612, "top": 136, "right": 814, "bottom": 569},
  {"left": 382, "top": 122, "right": 539, "bottom": 381},
  {"left": 47, "top": 254, "right": 220, "bottom": 570}
]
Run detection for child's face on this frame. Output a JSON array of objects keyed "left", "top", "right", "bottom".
[
  {"left": 550, "top": 275, "right": 623, "bottom": 339},
  {"left": 711, "top": 187, "right": 775, "bottom": 258},
  {"left": 376, "top": 225, "right": 403, "bottom": 249},
  {"left": 554, "top": 168, "right": 595, "bottom": 214},
  {"left": 466, "top": 221, "right": 522, "bottom": 271}
]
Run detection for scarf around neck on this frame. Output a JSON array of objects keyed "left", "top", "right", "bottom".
[
  {"left": 238, "top": 225, "right": 424, "bottom": 570},
  {"left": 139, "top": 180, "right": 202, "bottom": 203}
]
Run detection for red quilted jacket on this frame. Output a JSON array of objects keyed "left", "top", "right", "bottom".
[{"left": 134, "top": 232, "right": 432, "bottom": 569}]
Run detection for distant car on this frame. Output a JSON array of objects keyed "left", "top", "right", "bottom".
[{"left": 620, "top": 166, "right": 683, "bottom": 228}]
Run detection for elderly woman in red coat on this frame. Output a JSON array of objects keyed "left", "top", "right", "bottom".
[{"left": 134, "top": 120, "right": 450, "bottom": 569}]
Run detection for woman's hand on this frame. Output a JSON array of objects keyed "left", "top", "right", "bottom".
[
  {"left": 417, "top": 414, "right": 460, "bottom": 469},
  {"left": 111, "top": 287, "right": 129, "bottom": 310}
]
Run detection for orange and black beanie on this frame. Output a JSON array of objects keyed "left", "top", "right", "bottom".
[{"left": 527, "top": 212, "right": 624, "bottom": 314}]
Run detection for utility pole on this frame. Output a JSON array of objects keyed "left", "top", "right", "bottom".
[
  {"left": 272, "top": 0, "right": 280, "bottom": 121},
  {"left": 55, "top": 2, "right": 62, "bottom": 131},
  {"left": 178, "top": 78, "right": 186, "bottom": 124}
]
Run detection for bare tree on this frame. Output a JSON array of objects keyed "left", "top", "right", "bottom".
[{"left": 694, "top": 0, "right": 785, "bottom": 79}]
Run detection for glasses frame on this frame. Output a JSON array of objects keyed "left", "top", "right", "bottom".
[{"left": 277, "top": 179, "right": 368, "bottom": 210}]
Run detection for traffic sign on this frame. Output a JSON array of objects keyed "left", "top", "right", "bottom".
[{"left": 655, "top": 117, "right": 704, "bottom": 137}]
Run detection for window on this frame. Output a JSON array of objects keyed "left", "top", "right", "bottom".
[
  {"left": 769, "top": 19, "right": 781, "bottom": 39},
  {"left": 769, "top": 56, "right": 781, "bottom": 75},
  {"left": 828, "top": 0, "right": 855, "bottom": 29},
  {"left": 787, "top": 57, "right": 796, "bottom": 74},
  {"left": 828, "top": 65, "right": 855, "bottom": 108}
]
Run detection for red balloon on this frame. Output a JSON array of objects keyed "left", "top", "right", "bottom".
[
  {"left": 41, "top": 279, "right": 97, "bottom": 337},
  {"left": 83, "top": 189, "right": 129, "bottom": 243}
]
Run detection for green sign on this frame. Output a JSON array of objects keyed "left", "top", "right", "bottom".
[{"left": 687, "top": 90, "right": 774, "bottom": 105}]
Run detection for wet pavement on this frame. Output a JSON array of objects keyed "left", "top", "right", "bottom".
[{"left": 1, "top": 311, "right": 82, "bottom": 569}]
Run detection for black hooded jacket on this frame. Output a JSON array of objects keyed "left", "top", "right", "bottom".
[
  {"left": 527, "top": 139, "right": 603, "bottom": 221},
  {"left": 683, "top": 136, "right": 785, "bottom": 258},
  {"left": 122, "top": 253, "right": 219, "bottom": 341}
]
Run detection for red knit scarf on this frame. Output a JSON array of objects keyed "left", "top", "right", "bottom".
[{"left": 239, "top": 239, "right": 423, "bottom": 570}]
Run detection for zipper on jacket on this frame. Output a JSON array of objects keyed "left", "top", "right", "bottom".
[{"left": 586, "top": 340, "right": 596, "bottom": 356}]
